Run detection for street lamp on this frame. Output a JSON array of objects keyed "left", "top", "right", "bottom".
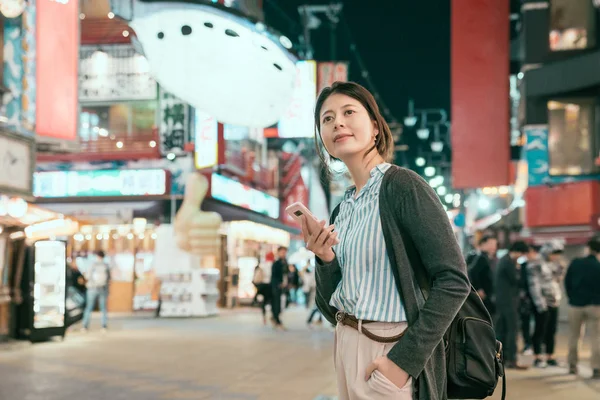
[
  {"left": 424, "top": 166, "right": 436, "bottom": 177},
  {"left": 415, "top": 157, "right": 426, "bottom": 167}
]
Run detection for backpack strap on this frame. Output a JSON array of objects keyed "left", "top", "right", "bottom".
[{"left": 330, "top": 203, "right": 341, "bottom": 225}]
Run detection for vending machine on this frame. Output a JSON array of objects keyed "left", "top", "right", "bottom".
[{"left": 16, "top": 240, "right": 67, "bottom": 342}]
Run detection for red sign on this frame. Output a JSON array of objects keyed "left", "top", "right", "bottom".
[
  {"left": 317, "top": 62, "right": 349, "bottom": 95},
  {"left": 451, "top": 0, "right": 510, "bottom": 189},
  {"left": 36, "top": 0, "right": 78, "bottom": 141},
  {"left": 282, "top": 177, "right": 309, "bottom": 230}
]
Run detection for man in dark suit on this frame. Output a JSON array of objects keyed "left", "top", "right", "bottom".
[
  {"left": 469, "top": 235, "right": 498, "bottom": 315},
  {"left": 565, "top": 238, "right": 600, "bottom": 378},
  {"left": 495, "top": 241, "right": 530, "bottom": 369},
  {"left": 270, "top": 246, "right": 288, "bottom": 330}
]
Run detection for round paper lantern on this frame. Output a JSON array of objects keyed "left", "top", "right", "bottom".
[{"left": 128, "top": 1, "right": 298, "bottom": 128}]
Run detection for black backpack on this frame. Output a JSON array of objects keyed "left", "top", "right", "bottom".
[{"left": 331, "top": 206, "right": 506, "bottom": 400}]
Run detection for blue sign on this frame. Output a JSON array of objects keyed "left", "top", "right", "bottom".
[
  {"left": 524, "top": 126, "right": 550, "bottom": 186},
  {"left": 524, "top": 125, "right": 598, "bottom": 186}
]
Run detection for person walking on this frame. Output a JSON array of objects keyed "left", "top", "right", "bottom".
[
  {"left": 269, "top": 247, "right": 288, "bottom": 331},
  {"left": 565, "top": 238, "right": 600, "bottom": 378},
  {"left": 468, "top": 235, "right": 499, "bottom": 316},
  {"left": 252, "top": 264, "right": 271, "bottom": 325},
  {"left": 303, "top": 81, "right": 470, "bottom": 399},
  {"left": 494, "top": 241, "right": 530, "bottom": 370},
  {"left": 527, "top": 244, "right": 562, "bottom": 367},
  {"left": 81, "top": 250, "right": 111, "bottom": 332}
]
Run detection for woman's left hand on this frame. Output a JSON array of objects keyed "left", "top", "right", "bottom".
[{"left": 365, "top": 356, "right": 410, "bottom": 388}]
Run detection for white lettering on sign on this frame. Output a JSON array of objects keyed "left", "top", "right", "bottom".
[{"left": 194, "top": 111, "right": 218, "bottom": 170}]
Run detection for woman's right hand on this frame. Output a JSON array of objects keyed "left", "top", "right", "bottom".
[{"left": 300, "top": 216, "right": 339, "bottom": 263}]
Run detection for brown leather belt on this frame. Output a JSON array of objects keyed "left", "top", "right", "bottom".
[{"left": 335, "top": 311, "right": 406, "bottom": 344}]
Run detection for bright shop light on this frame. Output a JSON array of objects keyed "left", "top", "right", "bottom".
[
  {"left": 128, "top": 2, "right": 297, "bottom": 128},
  {"left": 149, "top": 140, "right": 157, "bottom": 148},
  {"left": 415, "top": 157, "right": 425, "bottom": 167},
  {"left": 436, "top": 186, "right": 447, "bottom": 196},
  {"left": 478, "top": 197, "right": 491, "bottom": 210},
  {"left": 79, "top": 13, "right": 86, "bottom": 20},
  {"left": 404, "top": 115, "right": 417, "bottom": 127},
  {"left": 445, "top": 194, "right": 453, "bottom": 203},
  {"left": 108, "top": 12, "right": 115, "bottom": 19},
  {"left": 279, "top": 35, "right": 293, "bottom": 49},
  {"left": 424, "top": 166, "right": 435, "bottom": 177},
  {"left": 98, "top": 128, "right": 109, "bottom": 137},
  {"left": 116, "top": 141, "right": 124, "bottom": 149},
  {"left": 417, "top": 128, "right": 430, "bottom": 140},
  {"left": 167, "top": 152, "right": 176, "bottom": 161},
  {"left": 431, "top": 141, "right": 444, "bottom": 152},
  {"left": 0, "top": 0, "right": 26, "bottom": 19},
  {"left": 122, "top": 30, "right": 130, "bottom": 38}
]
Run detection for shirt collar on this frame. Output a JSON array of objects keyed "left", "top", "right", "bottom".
[{"left": 344, "top": 163, "right": 391, "bottom": 199}]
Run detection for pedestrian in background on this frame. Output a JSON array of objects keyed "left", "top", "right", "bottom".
[
  {"left": 494, "top": 241, "right": 530, "bottom": 370},
  {"left": 565, "top": 238, "right": 600, "bottom": 378},
  {"left": 468, "top": 235, "right": 498, "bottom": 316},
  {"left": 270, "top": 246, "right": 288, "bottom": 331},
  {"left": 81, "top": 250, "right": 111, "bottom": 333},
  {"left": 527, "top": 244, "right": 561, "bottom": 367}
]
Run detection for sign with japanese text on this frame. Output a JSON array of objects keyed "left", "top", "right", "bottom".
[
  {"left": 194, "top": 110, "right": 218, "bottom": 170},
  {"left": 33, "top": 169, "right": 168, "bottom": 198},
  {"left": 277, "top": 60, "right": 317, "bottom": 139},
  {"left": 159, "top": 86, "right": 191, "bottom": 156},
  {"left": 211, "top": 173, "right": 279, "bottom": 219}
]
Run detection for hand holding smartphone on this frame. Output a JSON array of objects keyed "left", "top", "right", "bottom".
[{"left": 285, "top": 202, "right": 339, "bottom": 262}]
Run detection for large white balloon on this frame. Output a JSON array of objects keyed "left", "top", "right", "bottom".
[{"left": 128, "top": 1, "right": 297, "bottom": 128}]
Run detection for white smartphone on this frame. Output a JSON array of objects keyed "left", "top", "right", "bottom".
[
  {"left": 286, "top": 202, "right": 319, "bottom": 224},
  {"left": 285, "top": 202, "right": 340, "bottom": 245}
]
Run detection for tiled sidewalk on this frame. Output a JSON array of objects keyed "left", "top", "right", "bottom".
[{"left": 1, "top": 307, "right": 599, "bottom": 400}]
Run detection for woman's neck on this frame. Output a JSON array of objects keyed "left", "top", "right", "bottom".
[{"left": 345, "top": 153, "right": 386, "bottom": 195}]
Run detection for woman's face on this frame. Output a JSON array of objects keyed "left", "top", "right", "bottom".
[{"left": 319, "top": 94, "right": 378, "bottom": 162}]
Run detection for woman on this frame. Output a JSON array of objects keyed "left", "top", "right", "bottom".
[
  {"left": 300, "top": 82, "right": 470, "bottom": 400},
  {"left": 252, "top": 264, "right": 271, "bottom": 325},
  {"left": 527, "top": 243, "right": 564, "bottom": 367}
]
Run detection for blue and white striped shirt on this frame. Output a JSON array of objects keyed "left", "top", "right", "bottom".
[{"left": 330, "top": 163, "right": 407, "bottom": 322}]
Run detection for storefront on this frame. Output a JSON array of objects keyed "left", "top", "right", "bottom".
[
  {"left": 33, "top": 168, "right": 172, "bottom": 313},
  {"left": 200, "top": 171, "right": 298, "bottom": 308},
  {"left": 0, "top": 128, "right": 36, "bottom": 341},
  {"left": 222, "top": 220, "right": 290, "bottom": 307}
]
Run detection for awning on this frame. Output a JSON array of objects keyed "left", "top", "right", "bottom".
[
  {"left": 203, "top": 198, "right": 300, "bottom": 235},
  {"left": 519, "top": 225, "right": 597, "bottom": 246}
]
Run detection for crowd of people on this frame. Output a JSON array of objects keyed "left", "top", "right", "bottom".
[{"left": 468, "top": 235, "right": 600, "bottom": 378}]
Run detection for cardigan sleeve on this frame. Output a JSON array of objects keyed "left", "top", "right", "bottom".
[
  {"left": 386, "top": 170, "right": 470, "bottom": 378},
  {"left": 314, "top": 255, "right": 342, "bottom": 325}
]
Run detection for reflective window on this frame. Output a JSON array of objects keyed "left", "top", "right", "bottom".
[
  {"left": 547, "top": 99, "right": 597, "bottom": 176},
  {"left": 80, "top": 101, "right": 157, "bottom": 141},
  {"left": 549, "top": 0, "right": 596, "bottom": 51}
]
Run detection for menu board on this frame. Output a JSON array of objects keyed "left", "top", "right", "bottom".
[{"left": 33, "top": 241, "right": 66, "bottom": 329}]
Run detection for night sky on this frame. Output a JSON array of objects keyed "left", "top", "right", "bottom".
[{"left": 264, "top": 0, "right": 451, "bottom": 165}]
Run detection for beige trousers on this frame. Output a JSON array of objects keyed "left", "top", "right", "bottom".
[
  {"left": 335, "top": 321, "right": 413, "bottom": 400},
  {"left": 568, "top": 305, "right": 600, "bottom": 370}
]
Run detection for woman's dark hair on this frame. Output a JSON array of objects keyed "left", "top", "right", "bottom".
[
  {"left": 314, "top": 82, "right": 394, "bottom": 177},
  {"left": 95, "top": 250, "right": 105, "bottom": 258}
]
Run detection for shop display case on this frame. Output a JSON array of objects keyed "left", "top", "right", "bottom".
[
  {"left": 159, "top": 269, "right": 219, "bottom": 317},
  {"left": 17, "top": 240, "right": 67, "bottom": 342}
]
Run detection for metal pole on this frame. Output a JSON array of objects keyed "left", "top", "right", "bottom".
[{"left": 330, "top": 20, "right": 336, "bottom": 61}]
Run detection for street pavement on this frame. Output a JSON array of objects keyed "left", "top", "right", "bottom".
[{"left": 1, "top": 306, "right": 599, "bottom": 400}]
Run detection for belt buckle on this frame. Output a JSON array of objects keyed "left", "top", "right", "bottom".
[{"left": 335, "top": 311, "right": 345, "bottom": 323}]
